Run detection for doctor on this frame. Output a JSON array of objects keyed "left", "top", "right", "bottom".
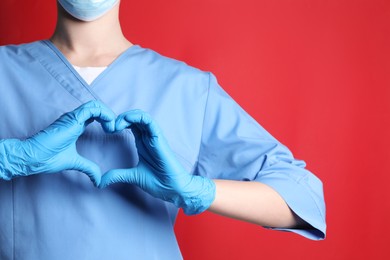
[{"left": 0, "top": 0, "right": 326, "bottom": 259}]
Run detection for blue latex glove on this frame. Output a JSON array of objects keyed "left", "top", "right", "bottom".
[
  {"left": 99, "top": 110, "right": 216, "bottom": 215},
  {"left": 0, "top": 100, "right": 115, "bottom": 186}
]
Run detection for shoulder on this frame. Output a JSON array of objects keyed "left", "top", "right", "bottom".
[
  {"left": 0, "top": 41, "right": 42, "bottom": 64},
  {"left": 0, "top": 41, "right": 36, "bottom": 54},
  {"left": 0, "top": 43, "right": 19, "bottom": 61},
  {"left": 133, "top": 45, "right": 211, "bottom": 85}
]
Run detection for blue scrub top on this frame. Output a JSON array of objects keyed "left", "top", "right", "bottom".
[{"left": 0, "top": 40, "right": 326, "bottom": 259}]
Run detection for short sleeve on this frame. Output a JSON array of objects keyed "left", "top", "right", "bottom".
[{"left": 194, "top": 73, "right": 326, "bottom": 240}]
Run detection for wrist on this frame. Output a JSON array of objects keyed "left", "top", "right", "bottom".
[
  {"left": 176, "top": 175, "right": 216, "bottom": 215},
  {"left": 0, "top": 139, "right": 29, "bottom": 180}
]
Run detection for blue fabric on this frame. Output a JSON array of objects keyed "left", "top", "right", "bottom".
[{"left": 0, "top": 40, "right": 326, "bottom": 259}]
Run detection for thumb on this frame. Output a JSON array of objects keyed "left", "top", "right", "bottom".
[
  {"left": 99, "top": 168, "right": 139, "bottom": 188},
  {"left": 72, "top": 155, "right": 102, "bottom": 187}
]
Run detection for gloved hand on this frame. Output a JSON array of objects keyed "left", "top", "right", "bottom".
[
  {"left": 0, "top": 100, "right": 116, "bottom": 186},
  {"left": 99, "top": 110, "right": 216, "bottom": 215}
]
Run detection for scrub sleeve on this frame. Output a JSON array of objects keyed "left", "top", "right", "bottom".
[{"left": 195, "top": 73, "right": 326, "bottom": 240}]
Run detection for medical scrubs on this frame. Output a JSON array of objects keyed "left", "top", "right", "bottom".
[{"left": 0, "top": 40, "right": 326, "bottom": 259}]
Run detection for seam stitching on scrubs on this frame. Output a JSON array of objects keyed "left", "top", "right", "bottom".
[
  {"left": 296, "top": 175, "right": 326, "bottom": 223},
  {"left": 43, "top": 40, "right": 140, "bottom": 99},
  {"left": 42, "top": 41, "right": 101, "bottom": 101},
  {"left": 194, "top": 72, "right": 212, "bottom": 177},
  {"left": 86, "top": 46, "right": 138, "bottom": 87},
  {"left": 41, "top": 63, "right": 85, "bottom": 104},
  {"left": 25, "top": 41, "right": 86, "bottom": 104},
  {"left": 261, "top": 169, "right": 326, "bottom": 225},
  {"left": 295, "top": 179, "right": 326, "bottom": 234}
]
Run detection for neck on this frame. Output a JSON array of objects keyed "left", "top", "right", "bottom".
[{"left": 50, "top": 3, "right": 132, "bottom": 67}]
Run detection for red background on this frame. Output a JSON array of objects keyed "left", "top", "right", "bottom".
[{"left": 1, "top": 0, "right": 389, "bottom": 259}]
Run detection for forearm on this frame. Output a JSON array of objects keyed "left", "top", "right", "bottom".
[{"left": 208, "top": 179, "right": 306, "bottom": 228}]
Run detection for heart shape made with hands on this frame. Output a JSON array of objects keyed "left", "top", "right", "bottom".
[
  {"left": 79, "top": 108, "right": 172, "bottom": 185},
  {"left": 2, "top": 100, "right": 214, "bottom": 215},
  {"left": 76, "top": 121, "right": 138, "bottom": 182},
  {"left": 66, "top": 102, "right": 171, "bottom": 188},
  {"left": 34, "top": 100, "right": 216, "bottom": 215}
]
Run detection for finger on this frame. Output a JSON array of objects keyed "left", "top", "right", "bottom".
[
  {"left": 115, "top": 111, "right": 142, "bottom": 139},
  {"left": 99, "top": 168, "right": 139, "bottom": 188},
  {"left": 73, "top": 101, "right": 116, "bottom": 132},
  {"left": 74, "top": 101, "right": 116, "bottom": 123},
  {"left": 119, "top": 110, "right": 162, "bottom": 137},
  {"left": 129, "top": 124, "right": 142, "bottom": 140},
  {"left": 72, "top": 155, "right": 102, "bottom": 187},
  {"left": 115, "top": 112, "right": 133, "bottom": 132},
  {"left": 100, "top": 120, "right": 116, "bottom": 133},
  {"left": 116, "top": 111, "right": 171, "bottom": 158}
]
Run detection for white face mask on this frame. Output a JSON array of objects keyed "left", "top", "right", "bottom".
[{"left": 58, "top": 0, "right": 119, "bottom": 22}]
